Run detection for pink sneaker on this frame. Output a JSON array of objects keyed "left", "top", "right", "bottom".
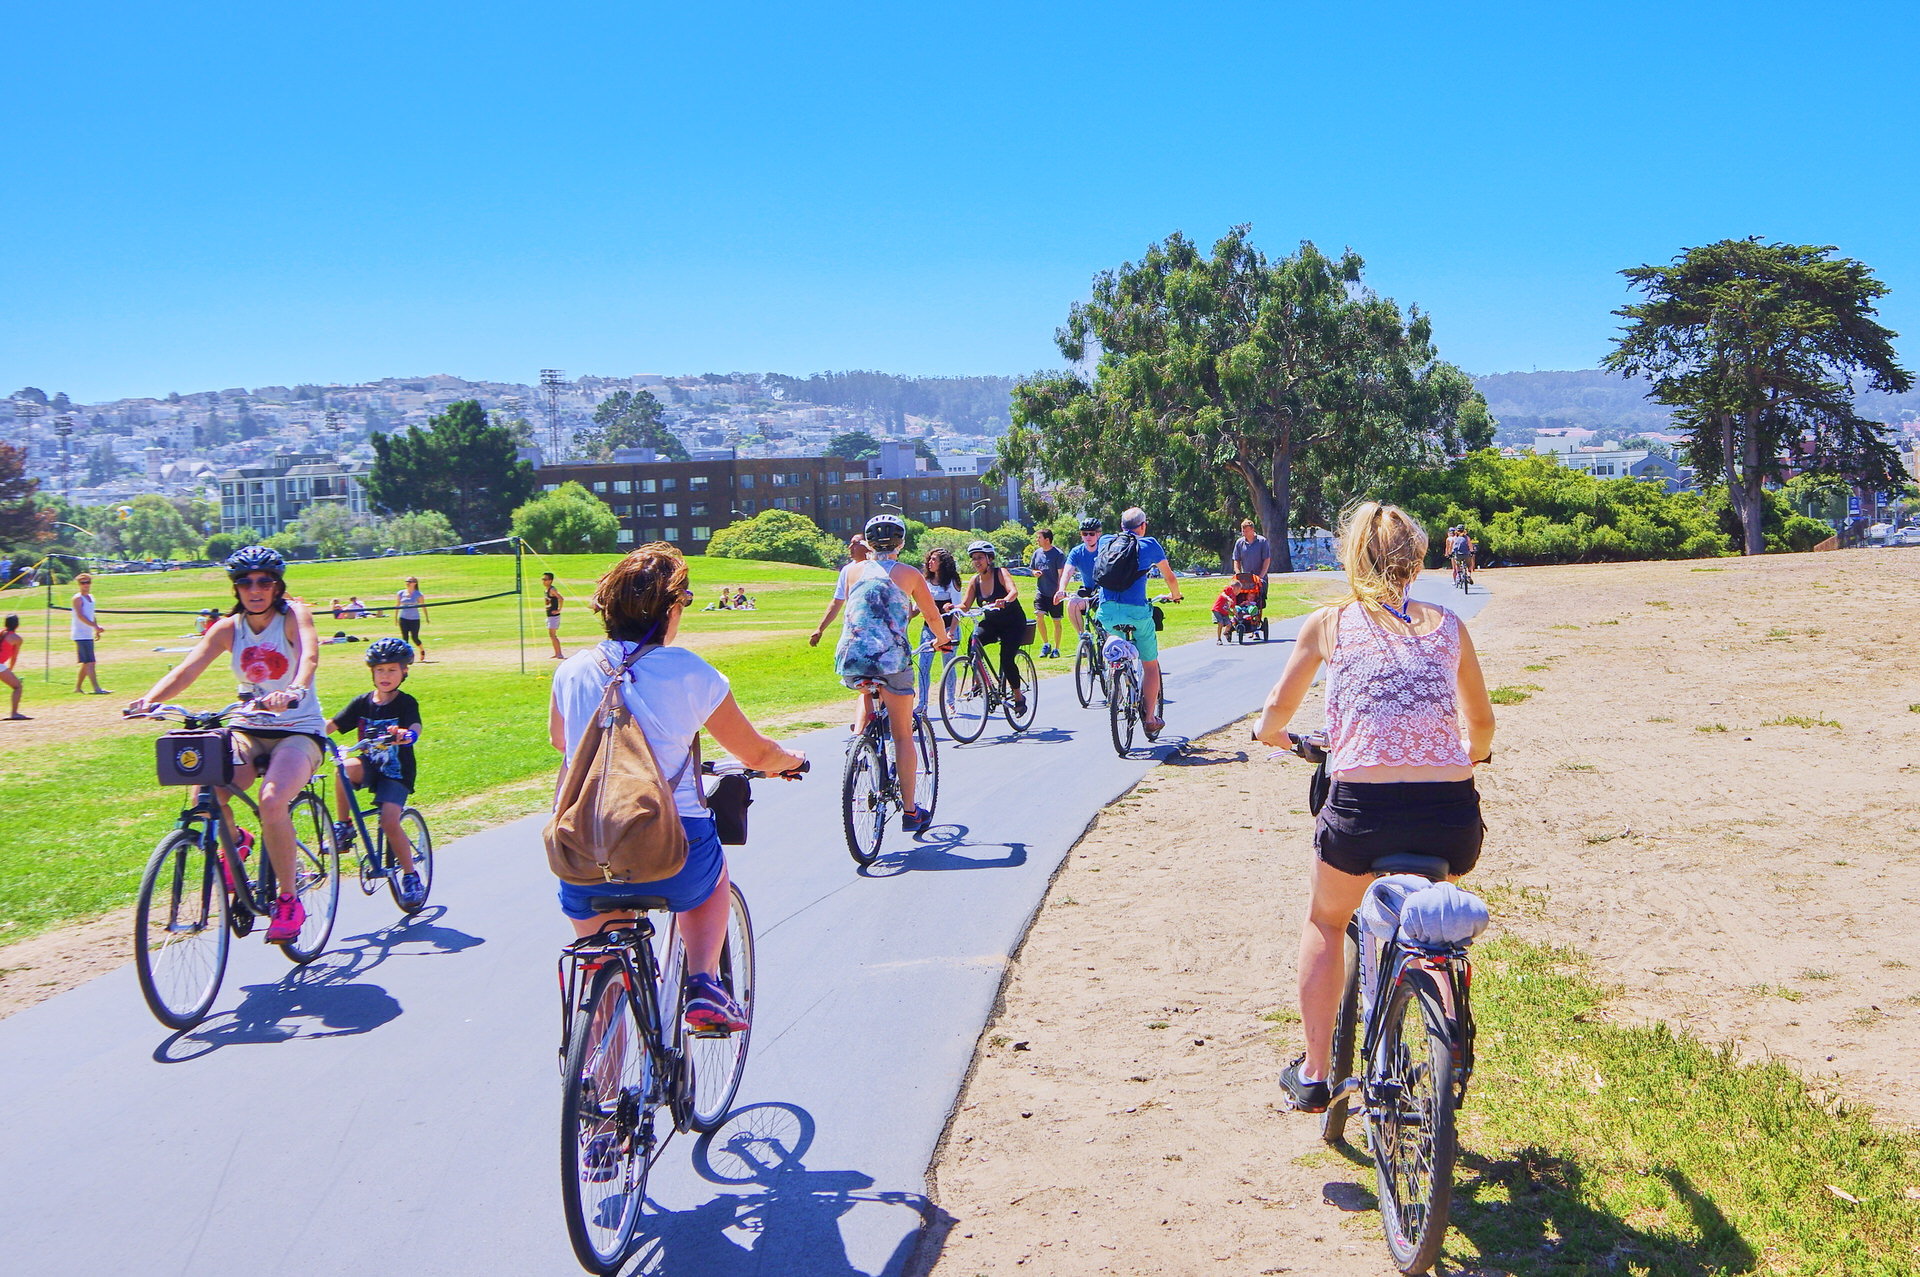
[
  {"left": 218, "top": 829, "right": 253, "bottom": 890},
  {"left": 266, "top": 894, "right": 306, "bottom": 943}
]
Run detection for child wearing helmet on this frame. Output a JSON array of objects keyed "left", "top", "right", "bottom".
[{"left": 324, "top": 637, "right": 426, "bottom": 907}]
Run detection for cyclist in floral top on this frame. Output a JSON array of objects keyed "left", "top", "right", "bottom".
[{"left": 1254, "top": 502, "right": 1496, "bottom": 1112}]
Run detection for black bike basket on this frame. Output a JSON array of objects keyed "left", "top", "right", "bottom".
[
  {"left": 1151, "top": 604, "right": 1165, "bottom": 632},
  {"left": 156, "top": 730, "right": 234, "bottom": 787},
  {"left": 1308, "top": 759, "right": 1331, "bottom": 817},
  {"left": 708, "top": 774, "right": 753, "bottom": 845}
]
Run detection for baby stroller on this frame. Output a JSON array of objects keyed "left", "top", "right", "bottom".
[{"left": 1222, "top": 574, "right": 1268, "bottom": 643}]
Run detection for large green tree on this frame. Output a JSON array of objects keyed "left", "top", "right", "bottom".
[
  {"left": 576, "top": 389, "right": 684, "bottom": 462},
  {"left": 511, "top": 482, "right": 620, "bottom": 553},
  {"left": 1605, "top": 238, "right": 1912, "bottom": 556},
  {"left": 705, "top": 509, "right": 840, "bottom": 568},
  {"left": 364, "top": 399, "right": 536, "bottom": 541},
  {"left": 1010, "top": 227, "right": 1489, "bottom": 571},
  {"left": 0, "top": 443, "right": 52, "bottom": 549},
  {"left": 121, "top": 494, "right": 198, "bottom": 558}
]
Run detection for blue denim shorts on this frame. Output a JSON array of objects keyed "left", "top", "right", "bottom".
[
  {"left": 74, "top": 639, "right": 96, "bottom": 664},
  {"left": 556, "top": 814, "right": 725, "bottom": 919}
]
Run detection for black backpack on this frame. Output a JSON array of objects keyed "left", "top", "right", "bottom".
[{"left": 1092, "top": 531, "right": 1147, "bottom": 593}]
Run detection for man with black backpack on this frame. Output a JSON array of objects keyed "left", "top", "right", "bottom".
[{"left": 1094, "top": 507, "right": 1183, "bottom": 735}]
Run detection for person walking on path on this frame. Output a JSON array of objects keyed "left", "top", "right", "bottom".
[
  {"left": 808, "top": 535, "right": 870, "bottom": 647},
  {"left": 1232, "top": 519, "right": 1272, "bottom": 608},
  {"left": 1055, "top": 516, "right": 1104, "bottom": 640},
  {"left": 395, "top": 576, "right": 429, "bottom": 661},
  {"left": 1028, "top": 528, "right": 1067, "bottom": 658},
  {"left": 1, "top": 614, "right": 27, "bottom": 719},
  {"left": 1096, "top": 508, "right": 1182, "bottom": 735},
  {"left": 1252, "top": 501, "right": 1496, "bottom": 1113},
  {"left": 542, "top": 571, "right": 564, "bottom": 658},
  {"left": 549, "top": 543, "right": 807, "bottom": 1031},
  {"left": 70, "top": 573, "right": 109, "bottom": 694}
]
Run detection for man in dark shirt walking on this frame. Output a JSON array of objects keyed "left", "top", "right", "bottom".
[
  {"left": 1028, "top": 528, "right": 1068, "bottom": 658},
  {"left": 1231, "top": 519, "right": 1272, "bottom": 607}
]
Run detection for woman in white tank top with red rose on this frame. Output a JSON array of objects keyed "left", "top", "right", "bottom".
[{"left": 1254, "top": 502, "right": 1496, "bottom": 1113}]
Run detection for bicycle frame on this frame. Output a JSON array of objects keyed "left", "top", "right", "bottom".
[
  {"left": 1353, "top": 932, "right": 1476, "bottom": 1112},
  {"left": 179, "top": 784, "right": 273, "bottom": 915},
  {"left": 558, "top": 917, "right": 680, "bottom": 1110},
  {"left": 326, "top": 738, "right": 397, "bottom": 877}
]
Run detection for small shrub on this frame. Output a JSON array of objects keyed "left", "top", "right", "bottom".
[{"left": 1490, "top": 686, "right": 1532, "bottom": 705}]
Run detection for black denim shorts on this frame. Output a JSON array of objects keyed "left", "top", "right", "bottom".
[{"left": 1313, "top": 779, "right": 1483, "bottom": 878}]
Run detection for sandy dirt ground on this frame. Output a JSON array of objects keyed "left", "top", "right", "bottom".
[{"left": 924, "top": 550, "right": 1920, "bottom": 1276}]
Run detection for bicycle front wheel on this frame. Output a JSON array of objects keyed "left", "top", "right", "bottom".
[
  {"left": 1372, "top": 969, "right": 1457, "bottom": 1274},
  {"left": 1109, "top": 667, "right": 1137, "bottom": 756},
  {"left": 911, "top": 711, "right": 940, "bottom": 824},
  {"left": 386, "top": 807, "right": 434, "bottom": 914},
  {"left": 134, "top": 829, "right": 230, "bottom": 1030},
  {"left": 1004, "top": 650, "right": 1038, "bottom": 731},
  {"left": 1073, "top": 637, "right": 1098, "bottom": 707},
  {"left": 842, "top": 738, "right": 888, "bottom": 866},
  {"left": 280, "top": 791, "right": 339, "bottom": 964},
  {"left": 561, "top": 963, "right": 651, "bottom": 1273},
  {"left": 688, "top": 885, "right": 756, "bottom": 1132},
  {"left": 938, "top": 656, "right": 989, "bottom": 744}
]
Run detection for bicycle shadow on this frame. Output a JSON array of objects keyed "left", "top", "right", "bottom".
[
  {"left": 1444, "top": 1148, "right": 1756, "bottom": 1275},
  {"left": 860, "top": 824, "right": 1029, "bottom": 878},
  {"left": 1162, "top": 746, "right": 1248, "bottom": 768},
  {"left": 623, "top": 1102, "right": 941, "bottom": 1277},
  {"left": 152, "top": 907, "right": 484, "bottom": 1063},
  {"left": 944, "top": 725, "right": 1074, "bottom": 749}
]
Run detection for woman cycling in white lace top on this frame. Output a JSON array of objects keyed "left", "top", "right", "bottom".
[{"left": 1254, "top": 501, "right": 1496, "bottom": 1113}]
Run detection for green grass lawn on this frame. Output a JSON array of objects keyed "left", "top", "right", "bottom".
[{"left": 0, "top": 553, "right": 1317, "bottom": 945}]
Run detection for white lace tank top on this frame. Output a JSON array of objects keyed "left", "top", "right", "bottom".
[{"left": 1324, "top": 603, "right": 1470, "bottom": 773}]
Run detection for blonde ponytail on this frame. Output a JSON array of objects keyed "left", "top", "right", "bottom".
[{"left": 1337, "top": 500, "right": 1428, "bottom": 615}]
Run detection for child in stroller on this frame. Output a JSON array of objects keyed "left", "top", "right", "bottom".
[{"left": 1211, "top": 573, "right": 1268, "bottom": 644}]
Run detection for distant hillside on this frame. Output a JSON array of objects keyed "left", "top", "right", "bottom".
[
  {"left": 765, "top": 371, "right": 1015, "bottom": 435},
  {"left": 1473, "top": 370, "right": 1672, "bottom": 442}
]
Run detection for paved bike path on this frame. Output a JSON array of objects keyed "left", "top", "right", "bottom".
[{"left": 0, "top": 577, "right": 1487, "bottom": 1276}]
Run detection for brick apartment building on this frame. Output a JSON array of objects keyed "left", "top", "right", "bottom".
[{"left": 536, "top": 443, "right": 1019, "bottom": 551}]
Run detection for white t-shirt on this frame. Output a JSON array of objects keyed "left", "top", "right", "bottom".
[
  {"left": 550, "top": 640, "right": 731, "bottom": 819},
  {"left": 832, "top": 562, "right": 858, "bottom": 603},
  {"left": 70, "top": 593, "right": 96, "bottom": 641}
]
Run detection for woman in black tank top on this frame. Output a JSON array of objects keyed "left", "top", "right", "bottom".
[{"left": 963, "top": 545, "right": 1029, "bottom": 709}]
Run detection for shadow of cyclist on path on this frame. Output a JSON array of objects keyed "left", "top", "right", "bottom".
[
  {"left": 626, "top": 1102, "right": 933, "bottom": 1277},
  {"left": 860, "top": 824, "right": 1029, "bottom": 878}
]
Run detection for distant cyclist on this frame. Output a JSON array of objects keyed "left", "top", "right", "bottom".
[
  {"left": 1054, "top": 516, "right": 1104, "bottom": 639},
  {"left": 833, "top": 515, "right": 954, "bottom": 832},
  {"left": 125, "top": 546, "right": 328, "bottom": 943},
  {"left": 1095, "top": 508, "right": 1182, "bottom": 736},
  {"left": 550, "top": 544, "right": 806, "bottom": 1032},
  {"left": 961, "top": 539, "right": 1030, "bottom": 718},
  {"left": 1446, "top": 526, "right": 1470, "bottom": 581},
  {"left": 1252, "top": 502, "right": 1496, "bottom": 1113},
  {"left": 915, "top": 545, "right": 964, "bottom": 704}
]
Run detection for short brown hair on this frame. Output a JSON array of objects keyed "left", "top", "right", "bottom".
[{"left": 594, "top": 543, "right": 689, "bottom": 643}]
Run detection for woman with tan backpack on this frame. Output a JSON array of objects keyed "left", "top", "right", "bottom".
[{"left": 547, "top": 544, "right": 806, "bottom": 1034}]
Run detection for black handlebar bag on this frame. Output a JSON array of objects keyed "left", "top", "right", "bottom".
[
  {"left": 708, "top": 774, "right": 753, "bottom": 845},
  {"left": 156, "top": 730, "right": 234, "bottom": 787}
]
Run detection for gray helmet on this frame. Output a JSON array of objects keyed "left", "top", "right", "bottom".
[
  {"left": 966, "top": 539, "right": 996, "bottom": 560},
  {"left": 863, "top": 514, "right": 906, "bottom": 552}
]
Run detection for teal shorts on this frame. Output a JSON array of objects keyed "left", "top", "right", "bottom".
[{"left": 1099, "top": 601, "right": 1158, "bottom": 662}]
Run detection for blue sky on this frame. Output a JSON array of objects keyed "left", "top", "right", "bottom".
[{"left": 4, "top": 1, "right": 1917, "bottom": 402}]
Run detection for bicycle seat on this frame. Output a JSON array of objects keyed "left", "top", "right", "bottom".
[
  {"left": 586, "top": 895, "right": 673, "bottom": 914},
  {"left": 1370, "top": 853, "right": 1450, "bottom": 881}
]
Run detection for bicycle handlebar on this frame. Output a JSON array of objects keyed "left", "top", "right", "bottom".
[
  {"left": 123, "top": 700, "right": 283, "bottom": 727},
  {"left": 702, "top": 759, "right": 809, "bottom": 779}
]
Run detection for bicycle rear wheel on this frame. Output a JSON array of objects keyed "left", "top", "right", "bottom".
[
  {"left": 911, "top": 711, "right": 940, "bottom": 823},
  {"left": 134, "top": 829, "right": 231, "bottom": 1030},
  {"left": 561, "top": 963, "right": 651, "bottom": 1273},
  {"left": 1372, "top": 969, "right": 1457, "bottom": 1274},
  {"left": 1320, "top": 920, "right": 1361, "bottom": 1145},
  {"left": 1004, "top": 650, "right": 1038, "bottom": 731},
  {"left": 280, "top": 792, "right": 339, "bottom": 963},
  {"left": 841, "top": 736, "right": 888, "bottom": 866},
  {"left": 687, "top": 885, "right": 755, "bottom": 1132},
  {"left": 1109, "top": 667, "right": 1137, "bottom": 756},
  {"left": 938, "top": 656, "right": 989, "bottom": 743},
  {"left": 386, "top": 807, "right": 434, "bottom": 914},
  {"left": 1073, "top": 636, "right": 1099, "bottom": 707}
]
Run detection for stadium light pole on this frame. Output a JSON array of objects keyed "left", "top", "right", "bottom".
[
  {"left": 54, "top": 415, "right": 74, "bottom": 500},
  {"left": 540, "top": 370, "right": 566, "bottom": 461}
]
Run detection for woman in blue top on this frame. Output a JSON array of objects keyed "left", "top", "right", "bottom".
[
  {"left": 834, "top": 514, "right": 954, "bottom": 831},
  {"left": 1096, "top": 508, "right": 1183, "bottom": 735}
]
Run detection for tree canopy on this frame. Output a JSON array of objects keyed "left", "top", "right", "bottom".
[
  {"left": 364, "top": 399, "right": 536, "bottom": 541},
  {"left": 511, "top": 482, "right": 620, "bottom": 554},
  {"left": 0, "top": 442, "right": 52, "bottom": 551},
  {"left": 1605, "top": 238, "right": 1912, "bottom": 555},
  {"left": 577, "top": 390, "right": 684, "bottom": 462},
  {"left": 705, "top": 509, "right": 841, "bottom": 568},
  {"left": 1008, "top": 227, "right": 1490, "bottom": 571}
]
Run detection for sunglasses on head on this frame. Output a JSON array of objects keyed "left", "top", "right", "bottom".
[{"left": 236, "top": 574, "right": 278, "bottom": 589}]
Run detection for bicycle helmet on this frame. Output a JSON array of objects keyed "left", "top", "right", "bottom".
[
  {"left": 225, "top": 545, "right": 285, "bottom": 580},
  {"left": 863, "top": 513, "right": 907, "bottom": 553},
  {"left": 1078, "top": 516, "right": 1102, "bottom": 533},
  {"left": 364, "top": 637, "right": 415, "bottom": 667},
  {"left": 966, "top": 539, "right": 996, "bottom": 560}
]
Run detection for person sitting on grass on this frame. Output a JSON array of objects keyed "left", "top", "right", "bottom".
[
  {"left": 1, "top": 614, "right": 26, "bottom": 720},
  {"left": 325, "top": 636, "right": 426, "bottom": 907}
]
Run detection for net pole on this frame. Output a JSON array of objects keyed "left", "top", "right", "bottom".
[
  {"left": 42, "top": 569, "right": 52, "bottom": 684},
  {"left": 515, "top": 536, "right": 526, "bottom": 675}
]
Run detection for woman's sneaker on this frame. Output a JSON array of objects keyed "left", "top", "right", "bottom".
[
  {"left": 1279, "top": 1054, "right": 1331, "bottom": 1113},
  {"left": 265, "top": 894, "right": 307, "bottom": 943},
  {"left": 684, "top": 972, "right": 749, "bottom": 1035}
]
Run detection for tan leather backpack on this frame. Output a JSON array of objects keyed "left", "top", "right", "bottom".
[{"left": 545, "top": 645, "right": 696, "bottom": 886}]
